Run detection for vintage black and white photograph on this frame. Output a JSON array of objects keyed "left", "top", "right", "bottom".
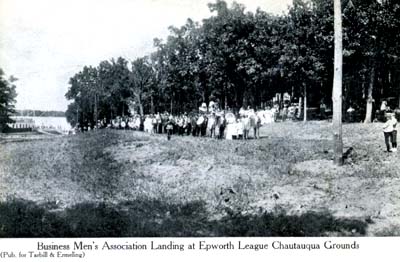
[{"left": 1, "top": 0, "right": 400, "bottom": 238}]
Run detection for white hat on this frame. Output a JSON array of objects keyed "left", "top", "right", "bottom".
[{"left": 199, "top": 102, "right": 207, "bottom": 113}]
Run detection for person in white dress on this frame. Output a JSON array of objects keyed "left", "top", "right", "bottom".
[{"left": 225, "top": 112, "right": 236, "bottom": 140}]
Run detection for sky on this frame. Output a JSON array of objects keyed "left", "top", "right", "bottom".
[{"left": 0, "top": 0, "right": 292, "bottom": 111}]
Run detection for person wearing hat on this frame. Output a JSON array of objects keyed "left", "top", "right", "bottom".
[
  {"left": 199, "top": 102, "right": 207, "bottom": 114},
  {"left": 209, "top": 100, "right": 215, "bottom": 113}
]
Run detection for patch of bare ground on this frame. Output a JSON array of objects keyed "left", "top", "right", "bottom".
[
  {"left": 290, "top": 159, "right": 400, "bottom": 236},
  {"left": 106, "top": 123, "right": 400, "bottom": 235}
]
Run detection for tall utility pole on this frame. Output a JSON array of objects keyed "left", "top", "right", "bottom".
[
  {"left": 303, "top": 83, "right": 307, "bottom": 122},
  {"left": 333, "top": 0, "right": 343, "bottom": 165},
  {"left": 94, "top": 92, "right": 98, "bottom": 128}
]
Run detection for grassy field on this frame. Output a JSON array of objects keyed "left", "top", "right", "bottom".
[{"left": 1, "top": 121, "right": 399, "bottom": 237}]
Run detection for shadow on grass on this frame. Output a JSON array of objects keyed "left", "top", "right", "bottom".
[{"left": 0, "top": 198, "right": 368, "bottom": 237}]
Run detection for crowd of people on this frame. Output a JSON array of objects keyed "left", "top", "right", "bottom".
[
  {"left": 104, "top": 107, "right": 270, "bottom": 140},
  {"left": 73, "top": 99, "right": 400, "bottom": 152},
  {"left": 89, "top": 102, "right": 298, "bottom": 140}
]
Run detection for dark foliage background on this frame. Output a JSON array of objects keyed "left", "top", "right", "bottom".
[{"left": 64, "top": 0, "right": 400, "bottom": 127}]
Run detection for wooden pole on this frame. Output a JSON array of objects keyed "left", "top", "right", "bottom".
[
  {"left": 333, "top": 0, "right": 343, "bottom": 165},
  {"left": 303, "top": 84, "right": 307, "bottom": 122},
  {"left": 94, "top": 93, "right": 98, "bottom": 128}
]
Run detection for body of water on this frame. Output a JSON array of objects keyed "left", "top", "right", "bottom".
[{"left": 12, "top": 116, "right": 72, "bottom": 131}]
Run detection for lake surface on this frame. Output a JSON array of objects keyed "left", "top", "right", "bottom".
[{"left": 12, "top": 116, "right": 72, "bottom": 131}]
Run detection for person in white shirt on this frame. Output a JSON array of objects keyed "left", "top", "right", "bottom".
[{"left": 383, "top": 113, "right": 394, "bottom": 152}]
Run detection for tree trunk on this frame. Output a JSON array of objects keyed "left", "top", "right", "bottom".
[
  {"left": 303, "top": 84, "right": 307, "bottom": 122},
  {"left": 76, "top": 107, "right": 79, "bottom": 127},
  {"left": 111, "top": 107, "right": 113, "bottom": 122},
  {"left": 150, "top": 95, "right": 155, "bottom": 114},
  {"left": 332, "top": 0, "right": 343, "bottom": 165},
  {"left": 170, "top": 97, "right": 173, "bottom": 115},
  {"left": 298, "top": 97, "right": 302, "bottom": 119},
  {"left": 138, "top": 102, "right": 144, "bottom": 117},
  {"left": 134, "top": 93, "right": 144, "bottom": 117},
  {"left": 398, "top": 91, "right": 400, "bottom": 109},
  {"left": 364, "top": 66, "right": 375, "bottom": 123},
  {"left": 224, "top": 91, "right": 227, "bottom": 110}
]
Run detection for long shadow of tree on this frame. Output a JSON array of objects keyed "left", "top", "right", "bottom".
[{"left": 0, "top": 198, "right": 369, "bottom": 237}]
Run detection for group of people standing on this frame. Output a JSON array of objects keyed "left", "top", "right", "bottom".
[
  {"left": 142, "top": 112, "right": 220, "bottom": 139},
  {"left": 105, "top": 105, "right": 282, "bottom": 140},
  {"left": 98, "top": 98, "right": 311, "bottom": 141},
  {"left": 76, "top": 100, "right": 400, "bottom": 153},
  {"left": 140, "top": 110, "right": 252, "bottom": 140}
]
